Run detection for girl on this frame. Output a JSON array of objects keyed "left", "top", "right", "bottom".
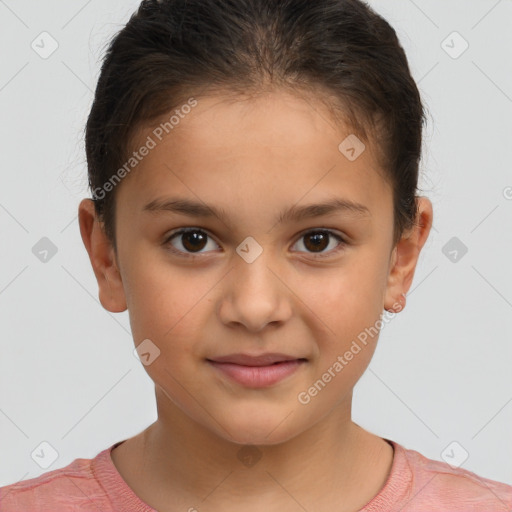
[{"left": 2, "top": 0, "right": 511, "bottom": 510}]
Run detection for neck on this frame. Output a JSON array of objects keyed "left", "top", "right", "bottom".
[{"left": 112, "top": 386, "right": 393, "bottom": 511}]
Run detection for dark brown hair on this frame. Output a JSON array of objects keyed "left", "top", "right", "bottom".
[{"left": 85, "top": 0, "right": 428, "bottom": 252}]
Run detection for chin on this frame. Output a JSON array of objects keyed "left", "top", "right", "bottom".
[
  {"left": 225, "top": 430, "right": 295, "bottom": 447},
  {"left": 213, "top": 410, "right": 302, "bottom": 447}
]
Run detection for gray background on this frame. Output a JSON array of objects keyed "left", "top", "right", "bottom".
[{"left": 1, "top": 0, "right": 511, "bottom": 490}]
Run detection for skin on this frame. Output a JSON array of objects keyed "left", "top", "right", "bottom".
[{"left": 79, "top": 88, "right": 433, "bottom": 512}]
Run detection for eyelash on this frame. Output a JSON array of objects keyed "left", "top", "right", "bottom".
[{"left": 163, "top": 227, "right": 347, "bottom": 260}]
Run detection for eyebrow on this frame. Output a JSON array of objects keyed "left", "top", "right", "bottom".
[{"left": 142, "top": 196, "right": 371, "bottom": 225}]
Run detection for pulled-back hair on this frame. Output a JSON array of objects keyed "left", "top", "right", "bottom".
[{"left": 85, "top": 0, "right": 427, "bottom": 251}]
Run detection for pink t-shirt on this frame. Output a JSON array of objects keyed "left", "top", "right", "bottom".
[{"left": 1, "top": 438, "right": 511, "bottom": 511}]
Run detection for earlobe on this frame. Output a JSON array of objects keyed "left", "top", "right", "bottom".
[
  {"left": 383, "top": 197, "right": 433, "bottom": 313},
  {"left": 78, "top": 198, "right": 127, "bottom": 313}
]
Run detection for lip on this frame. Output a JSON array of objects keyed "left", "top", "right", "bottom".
[
  {"left": 208, "top": 353, "right": 305, "bottom": 366},
  {"left": 207, "top": 353, "right": 307, "bottom": 388}
]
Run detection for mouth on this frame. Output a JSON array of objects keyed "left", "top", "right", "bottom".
[
  {"left": 207, "top": 353, "right": 307, "bottom": 366},
  {"left": 206, "top": 353, "right": 308, "bottom": 388}
]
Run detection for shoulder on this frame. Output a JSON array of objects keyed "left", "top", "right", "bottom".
[
  {"left": 397, "top": 442, "right": 512, "bottom": 511},
  {"left": 0, "top": 448, "right": 113, "bottom": 512}
]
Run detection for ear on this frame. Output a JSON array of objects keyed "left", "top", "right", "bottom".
[
  {"left": 78, "top": 198, "right": 127, "bottom": 313},
  {"left": 383, "top": 197, "right": 433, "bottom": 313}
]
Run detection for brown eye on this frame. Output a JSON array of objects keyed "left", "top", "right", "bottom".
[
  {"left": 303, "top": 231, "right": 329, "bottom": 252},
  {"left": 165, "top": 228, "right": 219, "bottom": 257},
  {"left": 292, "top": 229, "right": 346, "bottom": 258},
  {"left": 163, "top": 227, "right": 346, "bottom": 260},
  {"left": 181, "top": 230, "right": 207, "bottom": 252}
]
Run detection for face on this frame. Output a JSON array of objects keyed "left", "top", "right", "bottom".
[{"left": 79, "top": 89, "right": 432, "bottom": 446}]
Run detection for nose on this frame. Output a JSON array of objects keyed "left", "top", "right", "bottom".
[{"left": 217, "top": 251, "right": 293, "bottom": 333}]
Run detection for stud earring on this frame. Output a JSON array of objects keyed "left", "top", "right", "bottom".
[{"left": 385, "top": 292, "right": 406, "bottom": 313}]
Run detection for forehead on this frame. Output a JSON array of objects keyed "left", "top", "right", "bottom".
[{"left": 116, "top": 90, "right": 392, "bottom": 224}]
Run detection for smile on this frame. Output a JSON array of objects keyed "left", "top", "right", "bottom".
[{"left": 206, "top": 359, "right": 307, "bottom": 388}]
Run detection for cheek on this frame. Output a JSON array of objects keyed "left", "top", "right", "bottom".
[
  {"left": 297, "top": 260, "right": 387, "bottom": 374},
  {"left": 125, "top": 271, "right": 204, "bottom": 394},
  {"left": 123, "top": 260, "right": 212, "bottom": 358},
  {"left": 301, "top": 264, "right": 384, "bottom": 331}
]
